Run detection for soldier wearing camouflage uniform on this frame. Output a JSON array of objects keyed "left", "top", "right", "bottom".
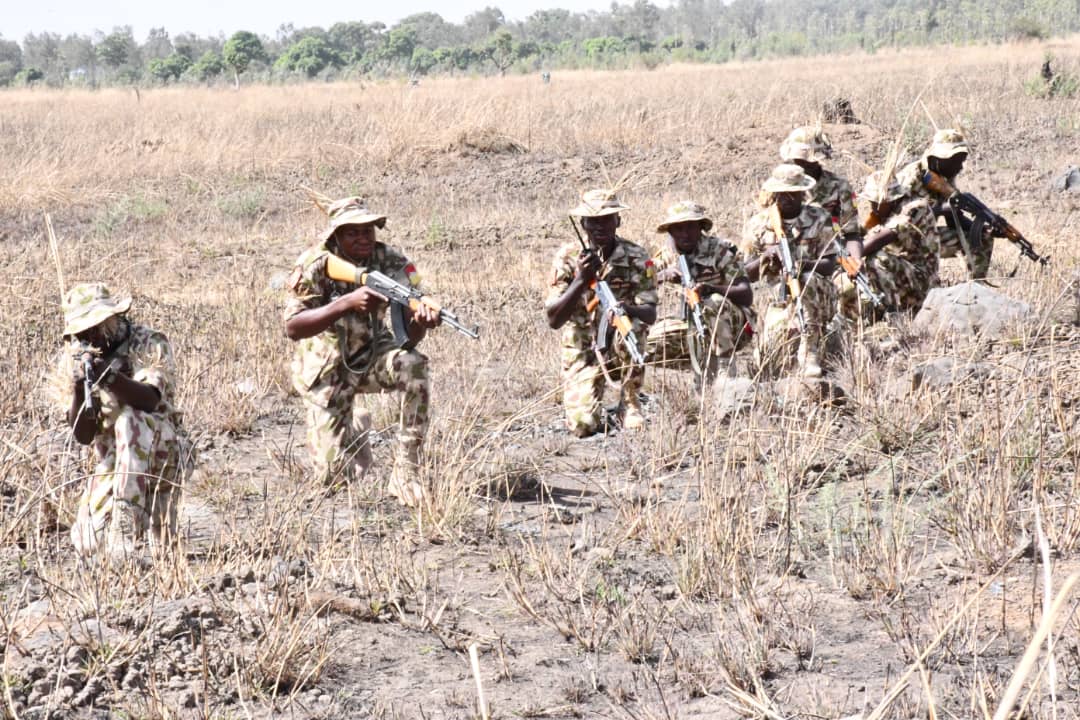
[
  {"left": 284, "top": 198, "right": 440, "bottom": 506},
  {"left": 545, "top": 189, "right": 657, "bottom": 437},
  {"left": 61, "top": 283, "right": 193, "bottom": 561},
  {"left": 780, "top": 126, "right": 863, "bottom": 249},
  {"left": 895, "top": 129, "right": 990, "bottom": 278},
  {"left": 742, "top": 165, "right": 839, "bottom": 378},
  {"left": 646, "top": 201, "right": 754, "bottom": 378},
  {"left": 837, "top": 171, "right": 940, "bottom": 319}
]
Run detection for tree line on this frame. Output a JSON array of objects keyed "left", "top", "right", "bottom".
[{"left": 2, "top": 0, "right": 1077, "bottom": 87}]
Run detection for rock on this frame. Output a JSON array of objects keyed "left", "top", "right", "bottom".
[
  {"left": 914, "top": 282, "right": 1031, "bottom": 338},
  {"left": 710, "top": 376, "right": 757, "bottom": 417},
  {"left": 1051, "top": 165, "right": 1080, "bottom": 193},
  {"left": 65, "top": 645, "right": 89, "bottom": 666},
  {"left": 909, "top": 357, "right": 995, "bottom": 392},
  {"left": 23, "top": 663, "right": 47, "bottom": 682},
  {"left": 238, "top": 565, "right": 256, "bottom": 584},
  {"left": 181, "top": 689, "right": 198, "bottom": 708}
]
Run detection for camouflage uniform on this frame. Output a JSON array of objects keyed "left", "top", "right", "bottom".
[
  {"left": 895, "top": 129, "right": 990, "bottom": 277},
  {"left": 60, "top": 285, "right": 193, "bottom": 559},
  {"left": 546, "top": 238, "right": 657, "bottom": 436},
  {"left": 838, "top": 191, "right": 939, "bottom": 319},
  {"left": 285, "top": 239, "right": 430, "bottom": 487},
  {"left": 810, "top": 170, "right": 860, "bottom": 236},
  {"left": 646, "top": 235, "right": 752, "bottom": 369},
  {"left": 741, "top": 202, "right": 837, "bottom": 374}
]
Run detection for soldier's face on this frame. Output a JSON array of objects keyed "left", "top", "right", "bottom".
[
  {"left": 792, "top": 159, "right": 822, "bottom": 179},
  {"left": 929, "top": 153, "right": 966, "bottom": 179},
  {"left": 336, "top": 224, "right": 377, "bottom": 261},
  {"left": 775, "top": 192, "right": 803, "bottom": 219},
  {"left": 581, "top": 214, "right": 619, "bottom": 246},
  {"left": 668, "top": 222, "right": 702, "bottom": 253}
]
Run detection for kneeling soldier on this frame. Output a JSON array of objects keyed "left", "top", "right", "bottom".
[
  {"left": 742, "top": 165, "right": 838, "bottom": 378},
  {"left": 284, "top": 198, "right": 440, "bottom": 506},
  {"left": 60, "top": 283, "right": 193, "bottom": 561},
  {"left": 646, "top": 201, "right": 754, "bottom": 380},
  {"left": 545, "top": 189, "right": 657, "bottom": 437}
]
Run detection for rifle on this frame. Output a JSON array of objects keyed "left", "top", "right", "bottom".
[
  {"left": 676, "top": 253, "right": 706, "bottom": 340},
  {"left": 768, "top": 204, "right": 808, "bottom": 335},
  {"left": 325, "top": 254, "right": 480, "bottom": 349},
  {"left": 79, "top": 350, "right": 96, "bottom": 416},
  {"left": 922, "top": 171, "right": 1049, "bottom": 270},
  {"left": 569, "top": 218, "right": 645, "bottom": 367},
  {"left": 829, "top": 215, "right": 884, "bottom": 308}
]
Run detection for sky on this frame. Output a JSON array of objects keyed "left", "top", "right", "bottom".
[{"left": 2, "top": 0, "right": 624, "bottom": 41}]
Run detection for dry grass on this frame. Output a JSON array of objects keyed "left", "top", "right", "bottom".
[{"left": 1, "top": 36, "right": 1080, "bottom": 719}]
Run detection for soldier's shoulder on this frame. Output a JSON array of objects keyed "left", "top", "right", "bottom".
[
  {"left": 293, "top": 241, "right": 331, "bottom": 269},
  {"left": 129, "top": 323, "right": 170, "bottom": 349},
  {"left": 619, "top": 238, "right": 650, "bottom": 259},
  {"left": 377, "top": 242, "right": 410, "bottom": 265}
]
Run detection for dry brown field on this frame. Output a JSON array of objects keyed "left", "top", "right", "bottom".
[{"left": 1, "top": 37, "right": 1079, "bottom": 719}]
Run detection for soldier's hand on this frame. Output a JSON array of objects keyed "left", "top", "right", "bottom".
[
  {"left": 576, "top": 249, "right": 601, "bottom": 282},
  {"left": 412, "top": 302, "right": 442, "bottom": 329},
  {"left": 343, "top": 287, "right": 388, "bottom": 313},
  {"left": 655, "top": 267, "right": 681, "bottom": 285}
]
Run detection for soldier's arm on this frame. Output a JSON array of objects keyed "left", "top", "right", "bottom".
[
  {"left": 623, "top": 301, "right": 656, "bottom": 325},
  {"left": 545, "top": 250, "right": 599, "bottom": 329},
  {"left": 862, "top": 226, "right": 898, "bottom": 256},
  {"left": 285, "top": 292, "right": 385, "bottom": 341}
]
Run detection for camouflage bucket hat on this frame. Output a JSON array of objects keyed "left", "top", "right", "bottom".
[
  {"left": 62, "top": 282, "right": 132, "bottom": 336},
  {"left": 320, "top": 197, "right": 387, "bottom": 241},
  {"left": 761, "top": 164, "right": 817, "bottom": 193},
  {"left": 925, "top": 129, "right": 969, "bottom": 160},
  {"left": 859, "top": 170, "right": 905, "bottom": 203},
  {"left": 656, "top": 201, "right": 713, "bottom": 233},
  {"left": 570, "top": 188, "right": 630, "bottom": 218},
  {"left": 780, "top": 126, "right": 833, "bottom": 162}
]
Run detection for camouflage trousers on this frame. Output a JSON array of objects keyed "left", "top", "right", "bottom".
[
  {"left": 836, "top": 252, "right": 939, "bottom": 321},
  {"left": 560, "top": 330, "right": 644, "bottom": 437},
  {"left": 71, "top": 406, "right": 190, "bottom": 559},
  {"left": 646, "top": 296, "right": 752, "bottom": 373},
  {"left": 756, "top": 273, "right": 836, "bottom": 374},
  {"left": 939, "top": 226, "right": 994, "bottom": 279},
  {"left": 301, "top": 347, "right": 430, "bottom": 485}
]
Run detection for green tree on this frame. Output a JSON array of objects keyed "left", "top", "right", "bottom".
[
  {"left": 223, "top": 30, "right": 266, "bottom": 87},
  {"left": 379, "top": 26, "right": 418, "bottom": 67},
  {"left": 485, "top": 29, "right": 515, "bottom": 75},
  {"left": 148, "top": 52, "right": 191, "bottom": 83},
  {"left": 187, "top": 50, "right": 225, "bottom": 81},
  {"left": 15, "top": 67, "right": 44, "bottom": 85},
  {"left": 410, "top": 46, "right": 437, "bottom": 75},
  {"left": 0, "top": 38, "right": 22, "bottom": 85},
  {"left": 275, "top": 36, "right": 340, "bottom": 77},
  {"left": 96, "top": 28, "right": 135, "bottom": 69},
  {"left": 143, "top": 27, "right": 173, "bottom": 60},
  {"left": 328, "top": 21, "right": 377, "bottom": 64}
]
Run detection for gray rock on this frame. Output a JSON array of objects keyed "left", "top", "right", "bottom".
[
  {"left": 909, "top": 357, "right": 995, "bottom": 392},
  {"left": 710, "top": 376, "right": 757, "bottom": 417},
  {"left": 914, "top": 282, "right": 1031, "bottom": 338},
  {"left": 1051, "top": 165, "right": 1080, "bottom": 192}
]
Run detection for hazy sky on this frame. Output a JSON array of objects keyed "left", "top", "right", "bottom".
[{"left": 3, "top": 0, "right": 623, "bottom": 41}]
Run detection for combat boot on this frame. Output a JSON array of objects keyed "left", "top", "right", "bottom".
[
  {"left": 797, "top": 337, "right": 823, "bottom": 379},
  {"left": 622, "top": 391, "right": 645, "bottom": 430},
  {"left": 388, "top": 442, "right": 424, "bottom": 508}
]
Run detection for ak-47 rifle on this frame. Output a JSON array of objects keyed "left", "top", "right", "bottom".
[
  {"left": 922, "top": 171, "right": 1049, "bottom": 270},
  {"left": 829, "top": 215, "right": 884, "bottom": 308},
  {"left": 676, "top": 253, "right": 706, "bottom": 341},
  {"left": 768, "top": 203, "right": 808, "bottom": 335},
  {"left": 325, "top": 255, "right": 480, "bottom": 349},
  {"left": 570, "top": 218, "right": 645, "bottom": 367}
]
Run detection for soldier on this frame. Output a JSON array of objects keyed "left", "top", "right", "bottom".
[
  {"left": 646, "top": 201, "right": 754, "bottom": 380},
  {"left": 284, "top": 198, "right": 440, "bottom": 506},
  {"left": 545, "top": 189, "right": 657, "bottom": 437},
  {"left": 779, "top": 126, "right": 863, "bottom": 252},
  {"left": 60, "top": 283, "right": 193, "bottom": 561},
  {"left": 895, "top": 129, "right": 990, "bottom": 278},
  {"left": 741, "top": 165, "right": 838, "bottom": 378},
  {"left": 837, "top": 171, "right": 940, "bottom": 319}
]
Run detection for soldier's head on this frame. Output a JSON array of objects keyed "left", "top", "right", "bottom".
[
  {"left": 322, "top": 197, "right": 386, "bottom": 262},
  {"left": 780, "top": 126, "right": 832, "bottom": 179},
  {"left": 571, "top": 189, "right": 628, "bottom": 247},
  {"left": 761, "top": 164, "right": 816, "bottom": 219},
  {"left": 924, "top": 129, "right": 968, "bottom": 180},
  {"left": 62, "top": 282, "right": 131, "bottom": 349},
  {"left": 859, "top": 170, "right": 905, "bottom": 217},
  {"left": 657, "top": 201, "right": 712, "bottom": 254}
]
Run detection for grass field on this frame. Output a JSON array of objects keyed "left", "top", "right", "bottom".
[{"left": 1, "top": 36, "right": 1079, "bottom": 719}]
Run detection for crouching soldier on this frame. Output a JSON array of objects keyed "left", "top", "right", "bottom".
[
  {"left": 742, "top": 165, "right": 838, "bottom": 378},
  {"left": 837, "top": 171, "right": 940, "bottom": 320},
  {"left": 646, "top": 201, "right": 754, "bottom": 381},
  {"left": 60, "top": 283, "right": 193, "bottom": 561},
  {"left": 284, "top": 198, "right": 439, "bottom": 506},
  {"left": 545, "top": 189, "right": 657, "bottom": 437}
]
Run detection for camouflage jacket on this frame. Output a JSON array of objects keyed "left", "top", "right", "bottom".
[
  {"left": 652, "top": 235, "right": 746, "bottom": 306},
  {"left": 811, "top": 169, "right": 860, "bottom": 237},
  {"left": 896, "top": 158, "right": 959, "bottom": 242},
  {"left": 285, "top": 239, "right": 416, "bottom": 391},
  {"left": 61, "top": 322, "right": 185, "bottom": 462},
  {"left": 871, "top": 197, "right": 940, "bottom": 272},
  {"left": 740, "top": 204, "right": 834, "bottom": 285},
  {"left": 545, "top": 237, "right": 657, "bottom": 361}
]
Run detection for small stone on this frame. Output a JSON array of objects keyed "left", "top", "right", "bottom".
[
  {"left": 658, "top": 585, "right": 679, "bottom": 601},
  {"left": 181, "top": 690, "right": 198, "bottom": 708},
  {"left": 319, "top": 693, "right": 332, "bottom": 704},
  {"left": 238, "top": 566, "right": 256, "bottom": 584},
  {"left": 65, "top": 646, "right": 89, "bottom": 666},
  {"left": 24, "top": 663, "right": 47, "bottom": 682}
]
